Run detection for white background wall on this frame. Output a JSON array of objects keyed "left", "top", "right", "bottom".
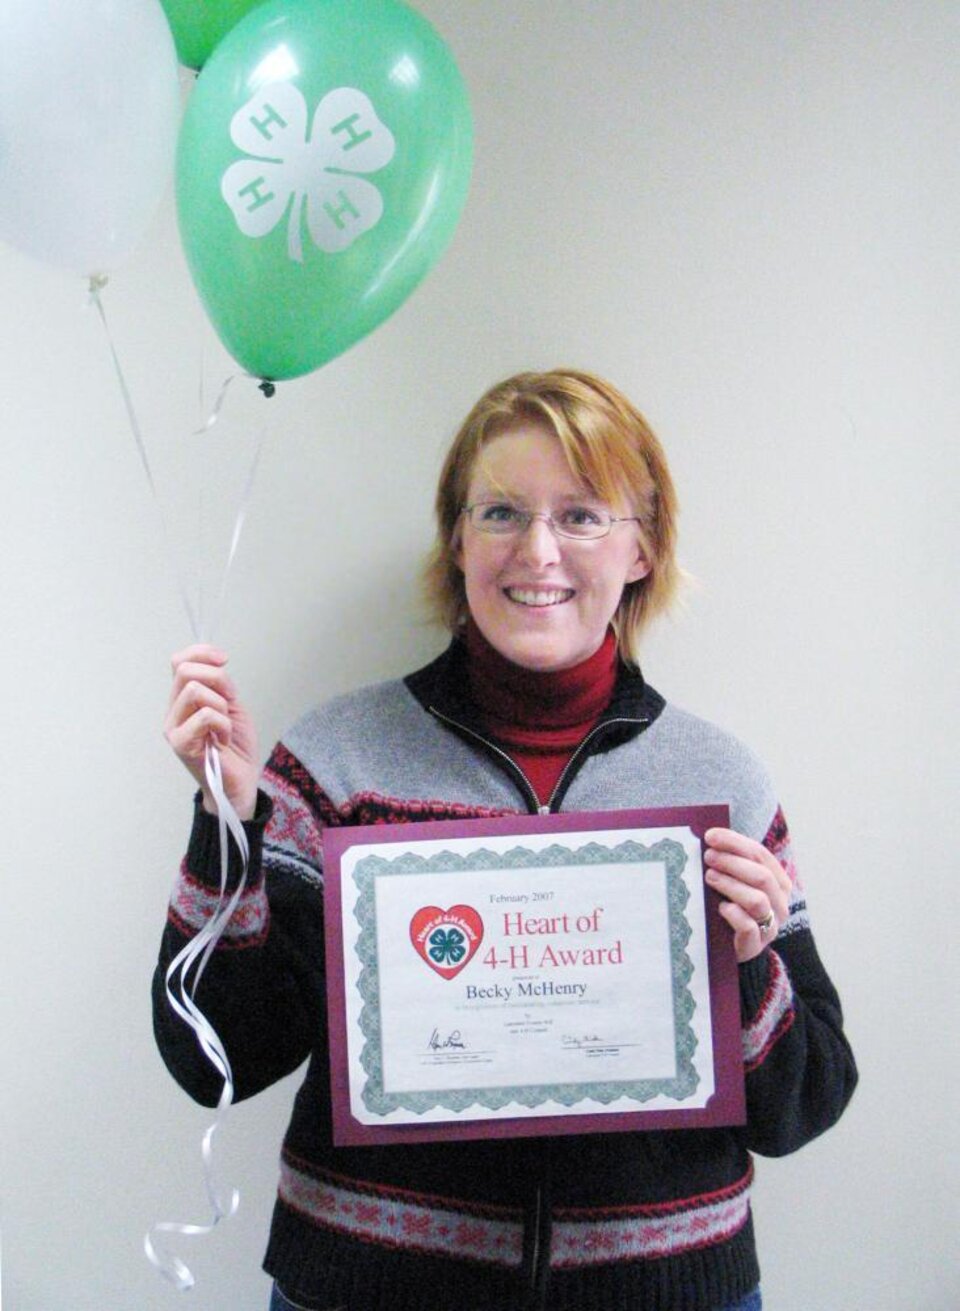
[{"left": 2, "top": 2, "right": 957, "bottom": 1308}]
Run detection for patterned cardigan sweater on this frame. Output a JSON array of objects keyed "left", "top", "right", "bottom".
[{"left": 153, "top": 641, "right": 857, "bottom": 1311}]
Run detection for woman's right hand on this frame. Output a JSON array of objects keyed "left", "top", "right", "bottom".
[{"left": 164, "top": 644, "right": 261, "bottom": 820}]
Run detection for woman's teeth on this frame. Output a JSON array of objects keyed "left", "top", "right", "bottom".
[{"left": 504, "top": 588, "right": 574, "bottom": 607}]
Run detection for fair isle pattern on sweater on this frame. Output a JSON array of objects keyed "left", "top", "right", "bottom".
[
  {"left": 261, "top": 741, "right": 520, "bottom": 885},
  {"left": 741, "top": 950, "right": 795, "bottom": 1073},
  {"left": 253, "top": 757, "right": 809, "bottom": 951},
  {"left": 278, "top": 1155, "right": 525, "bottom": 1267},
  {"left": 764, "top": 805, "right": 809, "bottom": 937},
  {"left": 551, "top": 1168, "right": 754, "bottom": 1267},
  {"left": 168, "top": 858, "right": 269, "bottom": 946},
  {"left": 278, "top": 1153, "right": 754, "bottom": 1270},
  {"left": 167, "top": 745, "right": 527, "bottom": 941},
  {"left": 167, "top": 797, "right": 805, "bottom": 955},
  {"left": 262, "top": 749, "right": 330, "bottom": 886}
]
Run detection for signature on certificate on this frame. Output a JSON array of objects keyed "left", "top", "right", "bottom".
[
  {"left": 428, "top": 1028, "right": 467, "bottom": 1051},
  {"left": 561, "top": 1033, "right": 605, "bottom": 1049}
]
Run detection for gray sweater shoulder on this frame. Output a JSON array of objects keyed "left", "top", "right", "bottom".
[
  {"left": 639, "top": 702, "right": 779, "bottom": 840},
  {"left": 282, "top": 676, "right": 419, "bottom": 763},
  {"left": 280, "top": 679, "right": 782, "bottom": 843}
]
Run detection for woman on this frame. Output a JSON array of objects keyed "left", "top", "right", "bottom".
[{"left": 156, "top": 369, "right": 857, "bottom": 1311}]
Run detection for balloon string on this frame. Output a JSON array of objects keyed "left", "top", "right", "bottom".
[
  {"left": 88, "top": 277, "right": 201, "bottom": 637},
  {"left": 207, "top": 433, "right": 264, "bottom": 642},
  {"left": 193, "top": 369, "right": 260, "bottom": 436},
  {"left": 88, "top": 278, "right": 264, "bottom": 1289},
  {"left": 88, "top": 278, "right": 266, "bottom": 642},
  {"left": 189, "top": 371, "right": 266, "bottom": 640}
]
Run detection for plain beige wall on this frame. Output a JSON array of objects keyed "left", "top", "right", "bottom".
[{"left": 2, "top": 2, "right": 957, "bottom": 1308}]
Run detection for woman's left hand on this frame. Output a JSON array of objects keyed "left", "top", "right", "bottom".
[{"left": 703, "top": 827, "right": 792, "bottom": 963}]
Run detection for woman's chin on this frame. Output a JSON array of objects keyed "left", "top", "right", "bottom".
[{"left": 489, "top": 633, "right": 584, "bottom": 673}]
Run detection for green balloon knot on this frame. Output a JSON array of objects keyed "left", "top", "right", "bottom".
[{"left": 258, "top": 380, "right": 276, "bottom": 399}]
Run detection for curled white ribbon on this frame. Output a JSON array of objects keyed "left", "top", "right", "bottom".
[
  {"left": 89, "top": 278, "right": 266, "bottom": 1290},
  {"left": 144, "top": 745, "right": 248, "bottom": 1290}
]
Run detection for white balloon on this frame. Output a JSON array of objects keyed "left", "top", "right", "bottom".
[{"left": 0, "top": 0, "right": 180, "bottom": 276}]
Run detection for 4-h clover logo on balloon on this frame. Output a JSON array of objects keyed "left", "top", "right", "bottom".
[
  {"left": 176, "top": 0, "right": 473, "bottom": 380},
  {"left": 410, "top": 905, "right": 484, "bottom": 980},
  {"left": 221, "top": 82, "right": 396, "bottom": 263}
]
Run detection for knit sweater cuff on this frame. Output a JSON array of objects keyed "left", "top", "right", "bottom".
[
  {"left": 738, "top": 950, "right": 772, "bottom": 1023},
  {"left": 184, "top": 787, "right": 273, "bottom": 890}
]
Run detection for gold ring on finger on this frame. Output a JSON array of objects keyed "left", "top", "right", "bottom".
[{"left": 756, "top": 909, "right": 776, "bottom": 938}]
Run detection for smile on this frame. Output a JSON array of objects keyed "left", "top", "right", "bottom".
[{"left": 503, "top": 587, "right": 574, "bottom": 607}]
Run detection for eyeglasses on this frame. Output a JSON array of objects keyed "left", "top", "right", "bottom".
[{"left": 461, "top": 501, "right": 640, "bottom": 541}]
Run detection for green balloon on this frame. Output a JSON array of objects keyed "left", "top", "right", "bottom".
[
  {"left": 176, "top": 0, "right": 473, "bottom": 381},
  {"left": 160, "top": 0, "right": 267, "bottom": 69}
]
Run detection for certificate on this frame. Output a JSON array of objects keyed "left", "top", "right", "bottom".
[{"left": 323, "top": 806, "right": 744, "bottom": 1145}]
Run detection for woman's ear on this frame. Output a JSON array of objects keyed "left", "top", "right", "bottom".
[{"left": 626, "top": 551, "right": 652, "bottom": 584}]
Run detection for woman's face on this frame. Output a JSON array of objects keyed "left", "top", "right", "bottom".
[{"left": 455, "top": 421, "right": 650, "bottom": 672}]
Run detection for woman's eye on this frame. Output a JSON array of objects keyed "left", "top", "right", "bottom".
[
  {"left": 559, "top": 506, "right": 604, "bottom": 527},
  {"left": 479, "top": 503, "right": 521, "bottom": 523}
]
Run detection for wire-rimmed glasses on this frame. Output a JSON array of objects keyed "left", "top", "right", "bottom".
[{"left": 461, "top": 501, "right": 640, "bottom": 541}]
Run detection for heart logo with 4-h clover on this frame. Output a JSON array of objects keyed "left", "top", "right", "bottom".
[{"left": 409, "top": 905, "right": 484, "bottom": 980}]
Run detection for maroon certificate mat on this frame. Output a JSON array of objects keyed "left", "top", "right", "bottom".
[{"left": 323, "top": 805, "right": 744, "bottom": 1146}]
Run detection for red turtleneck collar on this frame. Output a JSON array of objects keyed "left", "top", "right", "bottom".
[{"left": 464, "top": 618, "right": 619, "bottom": 804}]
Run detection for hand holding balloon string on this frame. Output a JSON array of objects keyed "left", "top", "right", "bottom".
[{"left": 165, "top": 644, "right": 261, "bottom": 820}]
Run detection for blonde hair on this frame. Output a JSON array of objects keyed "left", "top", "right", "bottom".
[{"left": 423, "top": 369, "right": 681, "bottom": 666}]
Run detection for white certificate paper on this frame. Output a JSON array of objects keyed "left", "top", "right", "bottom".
[{"left": 324, "top": 807, "right": 744, "bottom": 1144}]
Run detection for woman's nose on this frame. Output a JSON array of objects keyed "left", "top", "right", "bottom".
[{"left": 514, "top": 513, "right": 562, "bottom": 567}]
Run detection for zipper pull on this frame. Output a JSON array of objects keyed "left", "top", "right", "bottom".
[{"left": 538, "top": 805, "right": 551, "bottom": 816}]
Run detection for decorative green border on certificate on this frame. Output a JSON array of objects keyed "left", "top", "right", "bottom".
[{"left": 350, "top": 839, "right": 699, "bottom": 1118}]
